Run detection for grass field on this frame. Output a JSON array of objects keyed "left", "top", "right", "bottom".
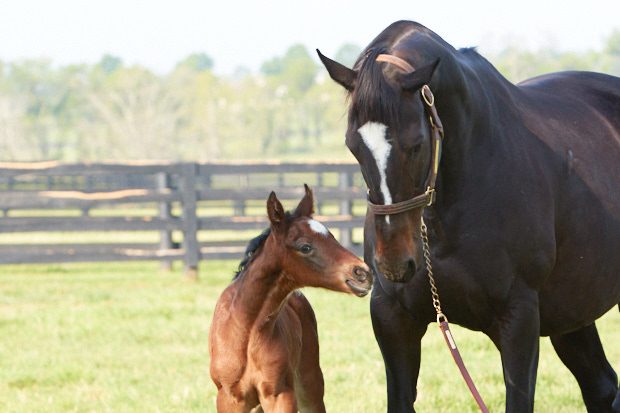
[{"left": 1, "top": 261, "right": 619, "bottom": 412}]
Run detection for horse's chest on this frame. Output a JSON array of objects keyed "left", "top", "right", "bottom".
[{"left": 385, "top": 249, "right": 514, "bottom": 330}]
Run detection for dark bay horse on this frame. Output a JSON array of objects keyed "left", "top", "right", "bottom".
[
  {"left": 318, "top": 20, "right": 620, "bottom": 412},
  {"left": 209, "top": 185, "right": 372, "bottom": 413}
]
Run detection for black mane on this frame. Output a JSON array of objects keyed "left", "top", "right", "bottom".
[
  {"left": 232, "top": 228, "right": 271, "bottom": 280},
  {"left": 351, "top": 47, "right": 402, "bottom": 128}
]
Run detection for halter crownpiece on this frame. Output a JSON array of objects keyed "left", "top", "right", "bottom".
[
  {"left": 367, "top": 54, "right": 444, "bottom": 216},
  {"left": 376, "top": 54, "right": 415, "bottom": 73}
]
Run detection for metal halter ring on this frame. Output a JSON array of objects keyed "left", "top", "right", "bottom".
[{"left": 421, "top": 84, "right": 435, "bottom": 106}]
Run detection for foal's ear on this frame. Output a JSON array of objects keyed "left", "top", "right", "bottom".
[
  {"left": 317, "top": 49, "right": 357, "bottom": 92},
  {"left": 294, "top": 184, "right": 315, "bottom": 218},
  {"left": 399, "top": 58, "right": 440, "bottom": 91},
  {"left": 267, "top": 191, "right": 286, "bottom": 229}
]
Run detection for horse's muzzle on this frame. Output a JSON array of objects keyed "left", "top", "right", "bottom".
[
  {"left": 375, "top": 256, "right": 416, "bottom": 283},
  {"left": 346, "top": 265, "right": 373, "bottom": 296}
]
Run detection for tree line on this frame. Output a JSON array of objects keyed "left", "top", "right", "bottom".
[{"left": 1, "top": 32, "right": 619, "bottom": 162}]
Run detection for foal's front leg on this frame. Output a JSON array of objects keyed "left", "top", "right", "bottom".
[
  {"left": 216, "top": 389, "right": 256, "bottom": 413},
  {"left": 258, "top": 390, "right": 297, "bottom": 413},
  {"left": 258, "top": 376, "right": 298, "bottom": 413},
  {"left": 488, "top": 278, "right": 540, "bottom": 413}
]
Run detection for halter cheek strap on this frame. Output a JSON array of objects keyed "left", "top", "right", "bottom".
[{"left": 367, "top": 54, "right": 444, "bottom": 215}]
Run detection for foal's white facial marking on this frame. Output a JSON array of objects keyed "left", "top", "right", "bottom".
[
  {"left": 358, "top": 121, "right": 392, "bottom": 223},
  {"left": 308, "top": 219, "right": 329, "bottom": 236}
]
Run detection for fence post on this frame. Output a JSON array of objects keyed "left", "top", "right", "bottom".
[
  {"left": 316, "top": 173, "right": 324, "bottom": 214},
  {"left": 158, "top": 171, "right": 173, "bottom": 271},
  {"left": 338, "top": 170, "right": 353, "bottom": 249},
  {"left": 233, "top": 174, "right": 247, "bottom": 216},
  {"left": 180, "top": 163, "right": 200, "bottom": 279}
]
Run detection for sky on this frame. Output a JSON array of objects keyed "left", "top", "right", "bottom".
[{"left": 0, "top": 0, "right": 618, "bottom": 75}]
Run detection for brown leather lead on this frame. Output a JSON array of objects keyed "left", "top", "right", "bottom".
[{"left": 440, "top": 321, "right": 491, "bottom": 413}]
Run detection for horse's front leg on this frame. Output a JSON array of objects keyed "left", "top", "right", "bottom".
[
  {"left": 371, "top": 280, "right": 428, "bottom": 413},
  {"left": 488, "top": 278, "right": 540, "bottom": 413}
]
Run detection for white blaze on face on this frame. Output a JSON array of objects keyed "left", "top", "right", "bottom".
[
  {"left": 308, "top": 219, "right": 329, "bottom": 236},
  {"left": 358, "top": 121, "right": 392, "bottom": 223}
]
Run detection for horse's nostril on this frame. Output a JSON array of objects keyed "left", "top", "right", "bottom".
[
  {"left": 353, "top": 266, "right": 369, "bottom": 281},
  {"left": 406, "top": 258, "right": 416, "bottom": 275}
]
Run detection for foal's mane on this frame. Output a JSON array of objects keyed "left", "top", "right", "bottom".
[
  {"left": 233, "top": 203, "right": 307, "bottom": 280},
  {"left": 233, "top": 228, "right": 271, "bottom": 280}
]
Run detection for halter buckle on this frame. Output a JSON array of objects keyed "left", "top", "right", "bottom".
[
  {"left": 426, "top": 187, "right": 436, "bottom": 206},
  {"left": 421, "top": 85, "right": 435, "bottom": 107}
]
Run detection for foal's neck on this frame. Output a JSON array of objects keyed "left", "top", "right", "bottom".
[{"left": 231, "top": 241, "right": 296, "bottom": 330}]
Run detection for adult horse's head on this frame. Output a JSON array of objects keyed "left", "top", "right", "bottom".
[{"left": 318, "top": 22, "right": 445, "bottom": 283}]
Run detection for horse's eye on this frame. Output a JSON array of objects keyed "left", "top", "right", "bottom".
[{"left": 298, "top": 244, "right": 313, "bottom": 255}]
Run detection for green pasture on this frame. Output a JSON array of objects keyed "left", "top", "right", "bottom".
[{"left": 1, "top": 261, "right": 619, "bottom": 412}]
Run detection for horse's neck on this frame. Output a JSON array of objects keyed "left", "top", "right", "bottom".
[
  {"left": 230, "top": 254, "right": 294, "bottom": 331},
  {"left": 435, "top": 55, "right": 519, "bottom": 189},
  {"left": 429, "top": 54, "right": 523, "bottom": 234}
]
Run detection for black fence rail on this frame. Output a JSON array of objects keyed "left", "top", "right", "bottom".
[{"left": 0, "top": 161, "right": 367, "bottom": 276}]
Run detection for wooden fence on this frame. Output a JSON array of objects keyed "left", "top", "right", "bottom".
[{"left": 0, "top": 161, "right": 367, "bottom": 276}]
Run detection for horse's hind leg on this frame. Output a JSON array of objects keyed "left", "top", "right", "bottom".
[{"left": 550, "top": 323, "right": 619, "bottom": 412}]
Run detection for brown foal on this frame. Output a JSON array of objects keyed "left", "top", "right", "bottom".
[{"left": 209, "top": 185, "right": 372, "bottom": 413}]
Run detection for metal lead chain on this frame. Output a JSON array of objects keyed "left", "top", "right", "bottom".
[{"left": 420, "top": 217, "right": 448, "bottom": 323}]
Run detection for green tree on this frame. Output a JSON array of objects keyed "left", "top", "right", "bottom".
[
  {"left": 606, "top": 30, "right": 620, "bottom": 56},
  {"left": 98, "top": 54, "right": 123, "bottom": 74},
  {"left": 175, "top": 53, "right": 214, "bottom": 72},
  {"left": 261, "top": 44, "right": 318, "bottom": 95},
  {"left": 335, "top": 43, "right": 362, "bottom": 67},
  {"left": 0, "top": 59, "right": 84, "bottom": 160}
]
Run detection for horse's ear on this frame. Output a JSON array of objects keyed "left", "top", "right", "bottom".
[
  {"left": 294, "top": 184, "right": 315, "bottom": 217},
  {"left": 317, "top": 49, "right": 356, "bottom": 91},
  {"left": 267, "top": 191, "right": 286, "bottom": 230},
  {"left": 400, "top": 58, "right": 440, "bottom": 91}
]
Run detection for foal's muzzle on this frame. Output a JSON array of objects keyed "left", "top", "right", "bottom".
[{"left": 346, "top": 265, "right": 373, "bottom": 297}]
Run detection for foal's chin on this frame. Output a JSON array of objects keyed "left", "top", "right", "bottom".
[
  {"left": 328, "top": 263, "right": 373, "bottom": 297},
  {"left": 345, "top": 279, "right": 372, "bottom": 297}
]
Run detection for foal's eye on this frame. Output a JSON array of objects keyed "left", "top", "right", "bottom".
[{"left": 298, "top": 244, "right": 313, "bottom": 255}]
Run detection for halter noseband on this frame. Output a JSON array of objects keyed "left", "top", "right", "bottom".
[{"left": 367, "top": 54, "right": 444, "bottom": 216}]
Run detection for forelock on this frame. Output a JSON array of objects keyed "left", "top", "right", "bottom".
[{"left": 351, "top": 48, "right": 401, "bottom": 128}]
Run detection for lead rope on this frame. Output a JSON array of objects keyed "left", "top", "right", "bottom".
[{"left": 420, "top": 217, "right": 491, "bottom": 413}]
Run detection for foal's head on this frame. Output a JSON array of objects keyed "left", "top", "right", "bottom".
[{"left": 262, "top": 185, "right": 372, "bottom": 297}]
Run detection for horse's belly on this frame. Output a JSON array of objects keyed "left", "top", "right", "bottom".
[{"left": 539, "top": 203, "right": 620, "bottom": 336}]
